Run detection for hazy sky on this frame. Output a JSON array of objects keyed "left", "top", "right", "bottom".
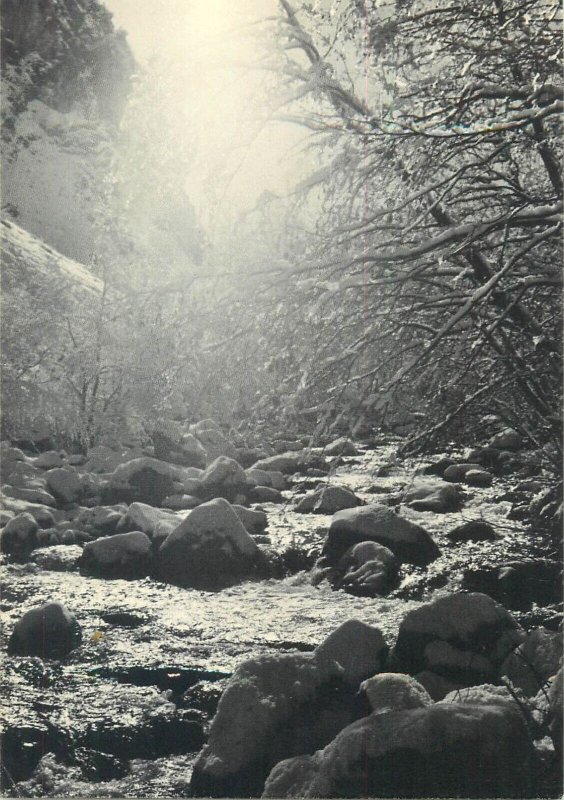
[{"left": 103, "top": 0, "right": 307, "bottom": 219}]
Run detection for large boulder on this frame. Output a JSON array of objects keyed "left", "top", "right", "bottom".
[
  {"left": 194, "top": 427, "right": 238, "bottom": 464},
  {"left": 105, "top": 457, "right": 178, "bottom": 506},
  {"left": 251, "top": 453, "right": 301, "bottom": 475},
  {"left": 295, "top": 485, "right": 361, "bottom": 514},
  {"left": 359, "top": 673, "right": 433, "bottom": 712},
  {"left": 324, "top": 437, "right": 358, "bottom": 457},
  {"left": 390, "top": 592, "right": 525, "bottom": 681},
  {"left": 324, "top": 504, "right": 439, "bottom": 567},
  {"left": 190, "top": 652, "right": 367, "bottom": 798},
  {"left": 314, "top": 620, "right": 388, "bottom": 684},
  {"left": 500, "top": 627, "right": 562, "bottom": 697},
  {"left": 151, "top": 419, "right": 207, "bottom": 468},
  {"left": 8, "top": 602, "right": 82, "bottom": 659},
  {"left": 402, "top": 480, "right": 465, "bottom": 513},
  {"left": 158, "top": 498, "right": 261, "bottom": 590},
  {"left": 2, "top": 484, "right": 57, "bottom": 507},
  {"left": 489, "top": 428, "right": 522, "bottom": 451},
  {"left": 44, "top": 467, "right": 81, "bottom": 505},
  {"left": 262, "top": 702, "right": 534, "bottom": 798},
  {"left": 75, "top": 505, "right": 123, "bottom": 537},
  {"left": 0, "top": 512, "right": 39, "bottom": 559},
  {"left": 79, "top": 531, "right": 153, "bottom": 579}
]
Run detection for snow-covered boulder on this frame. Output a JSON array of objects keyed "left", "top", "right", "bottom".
[
  {"left": 105, "top": 457, "right": 178, "bottom": 506},
  {"left": 262, "top": 702, "right": 534, "bottom": 798},
  {"left": 79, "top": 530, "right": 153, "bottom": 578},
  {"left": 390, "top": 592, "right": 524, "bottom": 681},
  {"left": 116, "top": 501, "right": 181, "bottom": 544},
  {"left": 190, "top": 651, "right": 366, "bottom": 798},
  {"left": 157, "top": 498, "right": 261, "bottom": 590},
  {"left": 324, "top": 504, "right": 439, "bottom": 566},
  {"left": 8, "top": 602, "right": 82, "bottom": 658},
  {"left": 294, "top": 485, "right": 361, "bottom": 514}
]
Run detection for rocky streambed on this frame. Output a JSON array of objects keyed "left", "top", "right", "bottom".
[{"left": 1, "top": 428, "right": 562, "bottom": 797}]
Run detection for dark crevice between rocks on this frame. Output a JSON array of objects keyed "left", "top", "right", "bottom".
[{"left": 88, "top": 665, "right": 230, "bottom": 697}]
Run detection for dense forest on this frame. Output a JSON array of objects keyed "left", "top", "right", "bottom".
[{"left": 1, "top": 1, "right": 562, "bottom": 798}]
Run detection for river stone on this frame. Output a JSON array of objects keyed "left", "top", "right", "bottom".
[
  {"left": 199, "top": 456, "right": 248, "bottom": 499},
  {"left": 117, "top": 502, "right": 180, "bottom": 538},
  {"left": 190, "top": 652, "right": 356, "bottom": 798},
  {"left": 262, "top": 703, "right": 534, "bottom": 799},
  {"left": 422, "top": 640, "right": 496, "bottom": 685},
  {"left": 195, "top": 427, "right": 238, "bottom": 464},
  {"left": 233, "top": 505, "right": 268, "bottom": 534},
  {"left": 2, "top": 485, "right": 57, "bottom": 507},
  {"left": 161, "top": 493, "right": 200, "bottom": 510},
  {"left": 158, "top": 498, "right": 260, "bottom": 590},
  {"left": 324, "top": 437, "right": 358, "bottom": 457},
  {"left": 8, "top": 602, "right": 81, "bottom": 658},
  {"left": 314, "top": 620, "right": 387, "bottom": 684},
  {"left": 1, "top": 459, "right": 42, "bottom": 487},
  {"left": 79, "top": 531, "right": 153, "bottom": 578},
  {"left": 499, "top": 628, "right": 563, "bottom": 697},
  {"left": 359, "top": 673, "right": 433, "bottom": 712},
  {"left": 403, "top": 480, "right": 465, "bottom": 512},
  {"left": 391, "top": 592, "right": 524, "bottom": 677},
  {"left": 0, "top": 496, "right": 55, "bottom": 528},
  {"left": 447, "top": 520, "right": 497, "bottom": 542},
  {"left": 295, "top": 485, "right": 361, "bottom": 514},
  {"left": 489, "top": 428, "right": 522, "bottom": 451},
  {"left": 465, "top": 468, "right": 494, "bottom": 487},
  {"left": 251, "top": 453, "right": 301, "bottom": 474},
  {"left": 443, "top": 463, "right": 483, "bottom": 483},
  {"left": 324, "top": 504, "right": 439, "bottom": 566},
  {"left": 0, "top": 512, "right": 39, "bottom": 559},
  {"left": 44, "top": 468, "right": 81, "bottom": 505},
  {"left": 335, "top": 541, "right": 399, "bottom": 597},
  {"left": 75, "top": 506, "right": 123, "bottom": 536}
]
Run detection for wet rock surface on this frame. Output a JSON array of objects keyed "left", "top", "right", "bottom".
[{"left": 1, "top": 437, "right": 561, "bottom": 797}]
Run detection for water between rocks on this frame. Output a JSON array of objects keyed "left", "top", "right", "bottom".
[{"left": 1, "top": 441, "right": 554, "bottom": 796}]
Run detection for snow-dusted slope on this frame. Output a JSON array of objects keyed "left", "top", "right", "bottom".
[{"left": 1, "top": 218, "right": 102, "bottom": 294}]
